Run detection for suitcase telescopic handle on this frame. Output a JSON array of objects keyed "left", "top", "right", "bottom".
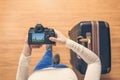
[{"left": 77, "top": 32, "right": 92, "bottom": 50}]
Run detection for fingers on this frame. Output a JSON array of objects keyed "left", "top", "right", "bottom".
[
  {"left": 25, "top": 36, "right": 28, "bottom": 44},
  {"left": 54, "top": 29, "right": 60, "bottom": 36},
  {"left": 25, "top": 36, "right": 42, "bottom": 48},
  {"left": 30, "top": 45, "right": 43, "bottom": 48},
  {"left": 49, "top": 37, "right": 61, "bottom": 44},
  {"left": 49, "top": 37, "right": 65, "bottom": 44},
  {"left": 49, "top": 37, "right": 62, "bottom": 43},
  {"left": 49, "top": 37, "right": 58, "bottom": 42}
]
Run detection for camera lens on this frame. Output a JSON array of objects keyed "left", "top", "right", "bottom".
[{"left": 35, "top": 24, "right": 44, "bottom": 33}]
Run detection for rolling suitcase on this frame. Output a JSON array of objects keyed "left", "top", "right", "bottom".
[{"left": 69, "top": 21, "right": 111, "bottom": 74}]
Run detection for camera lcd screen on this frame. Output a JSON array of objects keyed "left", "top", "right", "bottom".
[{"left": 32, "top": 33, "right": 44, "bottom": 43}]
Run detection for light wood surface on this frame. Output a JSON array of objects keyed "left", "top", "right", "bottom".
[{"left": 0, "top": 0, "right": 120, "bottom": 80}]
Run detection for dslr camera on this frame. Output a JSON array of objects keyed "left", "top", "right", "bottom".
[{"left": 28, "top": 24, "right": 56, "bottom": 44}]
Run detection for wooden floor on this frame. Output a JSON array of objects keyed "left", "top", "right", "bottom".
[{"left": 0, "top": 0, "right": 120, "bottom": 80}]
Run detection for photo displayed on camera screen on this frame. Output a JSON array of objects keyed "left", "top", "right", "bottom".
[{"left": 32, "top": 33, "right": 44, "bottom": 43}]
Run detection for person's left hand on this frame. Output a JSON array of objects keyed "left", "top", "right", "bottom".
[{"left": 22, "top": 36, "right": 42, "bottom": 56}]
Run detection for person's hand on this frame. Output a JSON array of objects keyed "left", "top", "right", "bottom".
[
  {"left": 22, "top": 36, "right": 42, "bottom": 57},
  {"left": 49, "top": 29, "right": 67, "bottom": 45}
]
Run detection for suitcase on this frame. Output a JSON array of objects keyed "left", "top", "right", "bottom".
[{"left": 69, "top": 21, "right": 111, "bottom": 74}]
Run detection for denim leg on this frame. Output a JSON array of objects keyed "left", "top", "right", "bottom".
[
  {"left": 33, "top": 49, "right": 53, "bottom": 71},
  {"left": 53, "top": 64, "right": 68, "bottom": 68}
]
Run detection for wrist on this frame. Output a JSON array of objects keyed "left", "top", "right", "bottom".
[
  {"left": 63, "top": 38, "right": 67, "bottom": 45},
  {"left": 59, "top": 38, "right": 67, "bottom": 45},
  {"left": 22, "top": 44, "right": 32, "bottom": 57},
  {"left": 23, "top": 52, "right": 31, "bottom": 57}
]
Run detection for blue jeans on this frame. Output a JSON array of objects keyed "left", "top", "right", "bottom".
[{"left": 33, "top": 49, "right": 68, "bottom": 71}]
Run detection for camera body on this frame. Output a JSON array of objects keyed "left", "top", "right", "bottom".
[{"left": 28, "top": 24, "right": 56, "bottom": 44}]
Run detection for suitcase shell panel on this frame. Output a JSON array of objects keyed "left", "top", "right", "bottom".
[{"left": 69, "top": 21, "right": 111, "bottom": 74}]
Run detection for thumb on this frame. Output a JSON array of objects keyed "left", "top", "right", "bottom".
[{"left": 49, "top": 37, "right": 58, "bottom": 42}]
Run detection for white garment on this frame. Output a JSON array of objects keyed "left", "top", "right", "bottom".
[{"left": 16, "top": 39, "right": 101, "bottom": 80}]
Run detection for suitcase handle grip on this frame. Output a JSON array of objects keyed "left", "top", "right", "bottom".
[{"left": 77, "top": 32, "right": 91, "bottom": 50}]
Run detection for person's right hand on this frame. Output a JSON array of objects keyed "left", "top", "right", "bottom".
[{"left": 49, "top": 29, "right": 67, "bottom": 45}]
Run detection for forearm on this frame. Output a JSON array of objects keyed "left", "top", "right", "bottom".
[
  {"left": 16, "top": 53, "right": 31, "bottom": 80},
  {"left": 66, "top": 39, "right": 100, "bottom": 64},
  {"left": 66, "top": 39, "right": 101, "bottom": 80}
]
